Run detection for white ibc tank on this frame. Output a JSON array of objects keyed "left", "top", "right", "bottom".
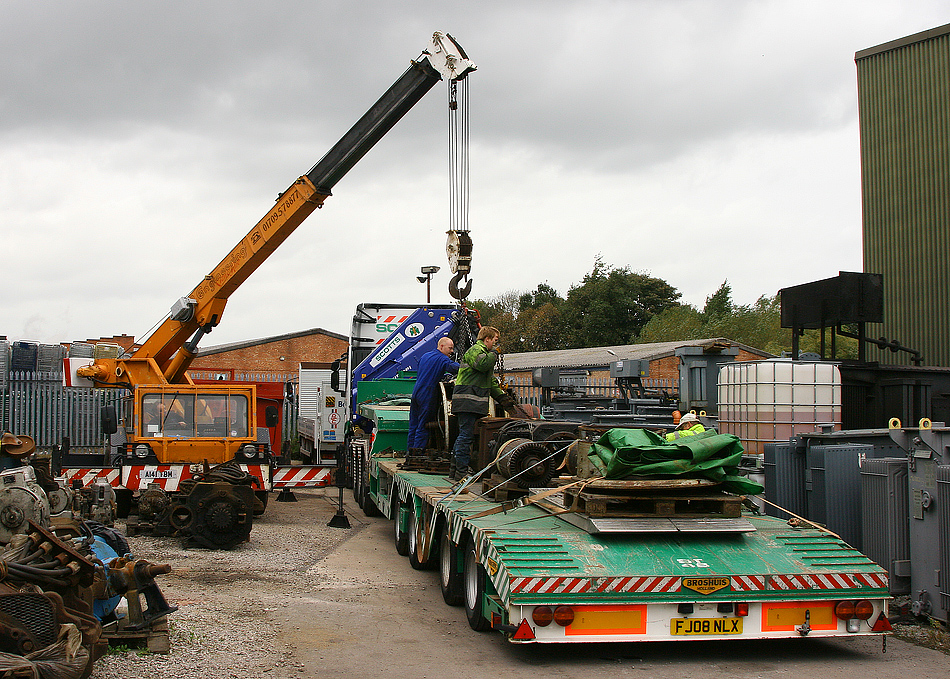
[{"left": 717, "top": 360, "right": 841, "bottom": 455}]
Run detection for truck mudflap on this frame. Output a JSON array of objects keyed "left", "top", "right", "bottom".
[
  {"left": 62, "top": 464, "right": 272, "bottom": 491},
  {"left": 271, "top": 465, "right": 334, "bottom": 488}
]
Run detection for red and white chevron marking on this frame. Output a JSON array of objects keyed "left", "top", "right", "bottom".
[
  {"left": 769, "top": 572, "right": 888, "bottom": 591},
  {"left": 510, "top": 576, "right": 681, "bottom": 595},
  {"left": 61, "top": 468, "right": 121, "bottom": 488},
  {"left": 731, "top": 575, "right": 767, "bottom": 591},
  {"left": 272, "top": 466, "right": 333, "bottom": 488}
]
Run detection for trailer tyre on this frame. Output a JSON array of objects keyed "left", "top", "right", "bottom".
[
  {"left": 440, "top": 530, "right": 463, "bottom": 606},
  {"left": 408, "top": 504, "right": 435, "bottom": 570},
  {"left": 393, "top": 497, "right": 410, "bottom": 556},
  {"left": 463, "top": 539, "right": 491, "bottom": 631},
  {"left": 359, "top": 459, "right": 382, "bottom": 518}
]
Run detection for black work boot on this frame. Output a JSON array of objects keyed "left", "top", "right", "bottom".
[
  {"left": 453, "top": 466, "right": 472, "bottom": 483},
  {"left": 448, "top": 457, "right": 457, "bottom": 480}
]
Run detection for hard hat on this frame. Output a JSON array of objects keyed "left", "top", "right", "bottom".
[{"left": 679, "top": 412, "right": 699, "bottom": 425}]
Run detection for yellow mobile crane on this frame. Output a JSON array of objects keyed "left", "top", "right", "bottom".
[{"left": 64, "top": 32, "right": 475, "bottom": 548}]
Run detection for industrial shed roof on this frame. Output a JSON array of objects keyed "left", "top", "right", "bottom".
[{"left": 501, "top": 338, "right": 772, "bottom": 371}]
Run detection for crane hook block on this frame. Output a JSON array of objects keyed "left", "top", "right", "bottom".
[{"left": 449, "top": 272, "right": 473, "bottom": 300}]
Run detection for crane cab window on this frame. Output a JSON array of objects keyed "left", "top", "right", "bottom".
[
  {"left": 141, "top": 392, "right": 249, "bottom": 438},
  {"left": 141, "top": 394, "right": 195, "bottom": 438}
]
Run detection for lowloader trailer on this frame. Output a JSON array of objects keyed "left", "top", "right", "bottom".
[{"left": 351, "top": 445, "right": 892, "bottom": 644}]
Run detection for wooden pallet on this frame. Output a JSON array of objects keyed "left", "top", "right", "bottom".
[
  {"left": 562, "top": 488, "right": 742, "bottom": 519},
  {"left": 102, "top": 618, "right": 170, "bottom": 654}
]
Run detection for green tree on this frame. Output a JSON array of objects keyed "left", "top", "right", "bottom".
[
  {"left": 637, "top": 304, "right": 704, "bottom": 343},
  {"left": 559, "top": 258, "right": 681, "bottom": 348},
  {"left": 518, "top": 282, "right": 564, "bottom": 312},
  {"left": 703, "top": 280, "right": 733, "bottom": 319},
  {"left": 469, "top": 290, "right": 525, "bottom": 352}
]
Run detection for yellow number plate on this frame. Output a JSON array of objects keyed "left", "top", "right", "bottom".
[{"left": 670, "top": 618, "right": 743, "bottom": 635}]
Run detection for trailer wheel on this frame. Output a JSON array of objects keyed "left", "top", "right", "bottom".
[
  {"left": 393, "top": 496, "right": 410, "bottom": 556},
  {"left": 440, "top": 529, "right": 463, "bottom": 606},
  {"left": 463, "top": 539, "right": 491, "bottom": 631},
  {"left": 408, "top": 504, "right": 434, "bottom": 571},
  {"left": 360, "top": 459, "right": 381, "bottom": 518}
]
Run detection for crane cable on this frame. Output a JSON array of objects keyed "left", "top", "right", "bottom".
[
  {"left": 447, "top": 77, "right": 473, "bottom": 301},
  {"left": 448, "top": 77, "right": 469, "bottom": 235}
]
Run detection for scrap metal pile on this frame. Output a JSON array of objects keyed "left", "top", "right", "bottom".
[{"left": 0, "top": 433, "right": 176, "bottom": 678}]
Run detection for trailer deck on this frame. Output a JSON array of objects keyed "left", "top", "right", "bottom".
[{"left": 365, "top": 454, "right": 891, "bottom": 643}]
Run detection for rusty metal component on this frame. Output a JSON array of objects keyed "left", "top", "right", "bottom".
[
  {"left": 0, "top": 592, "right": 55, "bottom": 654},
  {"left": 128, "top": 461, "right": 256, "bottom": 549},
  {"left": 184, "top": 482, "right": 254, "bottom": 549},
  {"left": 106, "top": 557, "right": 177, "bottom": 631},
  {"left": 495, "top": 438, "right": 559, "bottom": 488},
  {"left": 136, "top": 483, "right": 171, "bottom": 524},
  {"left": 72, "top": 481, "right": 117, "bottom": 527}
]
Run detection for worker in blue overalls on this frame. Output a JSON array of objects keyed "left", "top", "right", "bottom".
[{"left": 407, "top": 337, "right": 459, "bottom": 457}]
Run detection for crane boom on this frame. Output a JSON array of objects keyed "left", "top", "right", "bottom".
[{"left": 80, "top": 32, "right": 474, "bottom": 386}]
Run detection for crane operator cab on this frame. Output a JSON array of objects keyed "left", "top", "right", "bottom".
[{"left": 107, "top": 385, "right": 268, "bottom": 467}]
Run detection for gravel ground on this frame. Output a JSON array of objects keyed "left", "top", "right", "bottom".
[{"left": 89, "top": 488, "right": 361, "bottom": 679}]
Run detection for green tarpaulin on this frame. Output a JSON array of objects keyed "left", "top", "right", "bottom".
[{"left": 588, "top": 428, "right": 763, "bottom": 495}]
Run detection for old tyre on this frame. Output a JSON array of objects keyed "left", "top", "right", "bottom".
[
  {"left": 440, "top": 529, "right": 463, "bottom": 606},
  {"left": 463, "top": 539, "right": 491, "bottom": 631},
  {"left": 393, "top": 497, "right": 410, "bottom": 556}
]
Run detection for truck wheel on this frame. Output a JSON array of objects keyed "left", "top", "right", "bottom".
[
  {"left": 393, "top": 497, "right": 410, "bottom": 556},
  {"left": 463, "top": 539, "right": 491, "bottom": 631},
  {"left": 440, "top": 530, "right": 463, "bottom": 606}
]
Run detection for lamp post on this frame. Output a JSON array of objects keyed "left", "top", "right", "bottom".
[{"left": 417, "top": 265, "right": 440, "bottom": 303}]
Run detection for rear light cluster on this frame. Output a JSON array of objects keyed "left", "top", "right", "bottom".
[
  {"left": 531, "top": 606, "right": 575, "bottom": 627},
  {"left": 834, "top": 600, "right": 874, "bottom": 621}
]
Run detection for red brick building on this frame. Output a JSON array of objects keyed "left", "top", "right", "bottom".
[{"left": 187, "top": 328, "right": 348, "bottom": 381}]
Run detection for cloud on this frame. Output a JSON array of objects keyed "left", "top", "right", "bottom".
[{"left": 2, "top": 0, "right": 948, "bottom": 348}]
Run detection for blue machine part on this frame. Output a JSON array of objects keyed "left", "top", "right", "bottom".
[
  {"left": 90, "top": 537, "right": 122, "bottom": 621},
  {"left": 350, "top": 306, "right": 462, "bottom": 413}
]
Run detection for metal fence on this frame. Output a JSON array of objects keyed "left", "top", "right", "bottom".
[
  {"left": 2, "top": 371, "right": 122, "bottom": 450},
  {"left": 506, "top": 376, "right": 677, "bottom": 407}
]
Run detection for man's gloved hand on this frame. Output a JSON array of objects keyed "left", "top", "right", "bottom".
[{"left": 498, "top": 395, "right": 517, "bottom": 412}]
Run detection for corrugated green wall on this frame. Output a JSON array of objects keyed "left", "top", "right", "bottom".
[{"left": 856, "top": 24, "right": 950, "bottom": 367}]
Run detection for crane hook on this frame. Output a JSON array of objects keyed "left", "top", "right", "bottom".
[{"left": 449, "top": 271, "right": 473, "bottom": 300}]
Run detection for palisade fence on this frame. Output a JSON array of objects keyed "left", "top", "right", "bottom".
[
  {"left": 2, "top": 371, "right": 123, "bottom": 450},
  {"left": 506, "top": 375, "right": 677, "bottom": 407}
]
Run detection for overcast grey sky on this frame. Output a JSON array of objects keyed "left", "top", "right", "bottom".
[{"left": 2, "top": 1, "right": 947, "bottom": 348}]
